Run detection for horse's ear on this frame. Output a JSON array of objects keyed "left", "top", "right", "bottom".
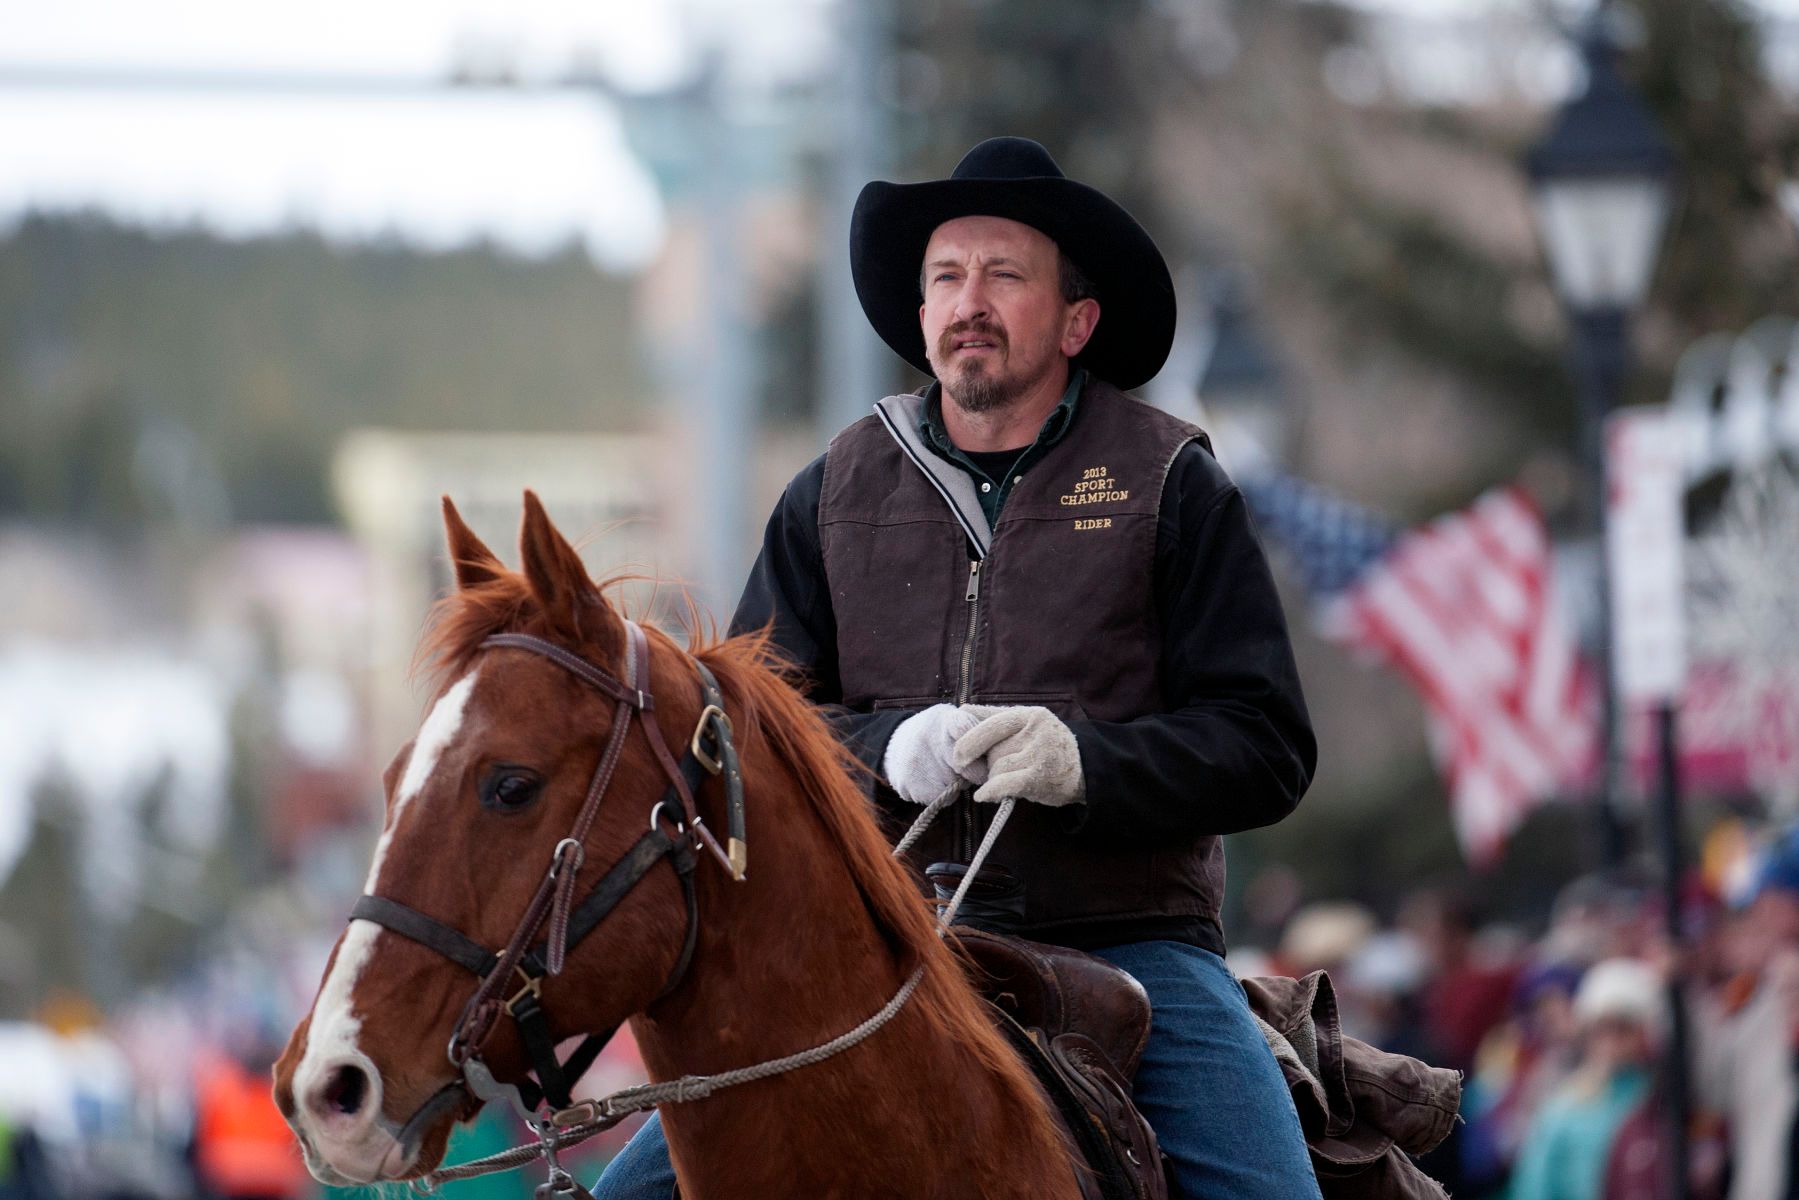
[
  {"left": 442, "top": 496, "right": 504, "bottom": 590},
  {"left": 518, "top": 490, "right": 620, "bottom": 648}
]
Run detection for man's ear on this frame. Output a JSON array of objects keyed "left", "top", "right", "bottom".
[{"left": 1061, "top": 297, "right": 1101, "bottom": 360}]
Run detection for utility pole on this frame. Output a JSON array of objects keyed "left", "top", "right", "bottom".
[
  {"left": 693, "top": 57, "right": 755, "bottom": 612},
  {"left": 817, "top": 0, "right": 893, "bottom": 443}
]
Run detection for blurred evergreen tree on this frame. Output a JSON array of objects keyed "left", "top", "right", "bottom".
[
  {"left": 889, "top": 0, "right": 1182, "bottom": 259},
  {"left": 0, "top": 786, "right": 86, "bottom": 1018},
  {"left": 1268, "top": 0, "right": 1799, "bottom": 463},
  {"left": 1633, "top": 0, "right": 1799, "bottom": 337},
  {"left": 0, "top": 217, "right": 652, "bottom": 527}
]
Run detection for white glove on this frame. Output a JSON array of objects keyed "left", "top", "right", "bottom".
[
  {"left": 882, "top": 703, "right": 983, "bottom": 805},
  {"left": 950, "top": 705, "right": 1086, "bottom": 807}
]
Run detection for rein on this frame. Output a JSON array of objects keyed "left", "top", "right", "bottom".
[
  {"left": 347, "top": 621, "right": 1014, "bottom": 1200},
  {"left": 410, "top": 796, "right": 1016, "bottom": 1199}
]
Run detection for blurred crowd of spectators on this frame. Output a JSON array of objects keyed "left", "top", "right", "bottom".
[
  {"left": 0, "top": 926, "right": 648, "bottom": 1200},
  {"left": 15, "top": 821, "right": 1799, "bottom": 1200},
  {"left": 1233, "top": 822, "right": 1799, "bottom": 1200},
  {"left": 0, "top": 1008, "right": 648, "bottom": 1200}
]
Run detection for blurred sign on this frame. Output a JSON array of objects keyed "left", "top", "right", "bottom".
[
  {"left": 1607, "top": 408, "right": 1687, "bottom": 701},
  {"left": 333, "top": 429, "right": 666, "bottom": 753}
]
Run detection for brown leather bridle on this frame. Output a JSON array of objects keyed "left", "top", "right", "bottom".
[
  {"left": 358, "top": 622, "right": 986, "bottom": 1200},
  {"left": 347, "top": 619, "right": 745, "bottom": 1119}
]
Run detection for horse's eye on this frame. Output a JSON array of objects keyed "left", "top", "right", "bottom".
[{"left": 479, "top": 765, "right": 544, "bottom": 813}]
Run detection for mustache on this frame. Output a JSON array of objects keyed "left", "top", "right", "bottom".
[{"left": 937, "top": 320, "right": 1007, "bottom": 359}]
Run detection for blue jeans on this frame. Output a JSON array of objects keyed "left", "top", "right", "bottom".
[{"left": 592, "top": 941, "right": 1319, "bottom": 1200}]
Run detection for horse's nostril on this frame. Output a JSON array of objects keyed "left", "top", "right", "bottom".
[{"left": 321, "top": 1063, "right": 369, "bottom": 1118}]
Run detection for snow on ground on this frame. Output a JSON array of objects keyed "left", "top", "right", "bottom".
[{"left": 0, "top": 640, "right": 229, "bottom": 912}]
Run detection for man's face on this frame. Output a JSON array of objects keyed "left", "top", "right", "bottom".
[{"left": 918, "top": 215, "right": 1094, "bottom": 414}]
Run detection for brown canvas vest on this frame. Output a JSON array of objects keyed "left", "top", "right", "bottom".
[{"left": 818, "top": 377, "right": 1226, "bottom": 945}]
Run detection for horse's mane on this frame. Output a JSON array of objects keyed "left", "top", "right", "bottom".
[
  {"left": 417, "top": 570, "right": 1063, "bottom": 1162},
  {"left": 688, "top": 625, "right": 1066, "bottom": 1161},
  {"left": 416, "top": 571, "right": 561, "bottom": 686}
]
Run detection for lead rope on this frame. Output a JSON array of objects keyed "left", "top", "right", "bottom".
[{"left": 413, "top": 790, "right": 1017, "bottom": 1194}]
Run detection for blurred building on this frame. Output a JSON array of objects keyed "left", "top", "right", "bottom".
[{"left": 331, "top": 427, "right": 814, "bottom": 753}]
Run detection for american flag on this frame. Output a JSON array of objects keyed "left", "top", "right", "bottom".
[{"left": 1242, "top": 472, "right": 1594, "bottom": 864}]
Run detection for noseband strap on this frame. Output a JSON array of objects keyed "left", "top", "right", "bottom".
[
  {"left": 351, "top": 895, "right": 495, "bottom": 976},
  {"left": 348, "top": 619, "right": 742, "bottom": 1115}
]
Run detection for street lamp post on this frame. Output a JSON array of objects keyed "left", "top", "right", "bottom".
[
  {"left": 1527, "top": 9, "right": 1683, "bottom": 1194},
  {"left": 1195, "top": 270, "right": 1292, "bottom": 463},
  {"left": 1526, "top": 9, "right": 1675, "bottom": 866}
]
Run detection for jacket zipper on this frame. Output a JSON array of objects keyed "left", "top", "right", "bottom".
[{"left": 955, "top": 558, "right": 982, "bottom": 861}]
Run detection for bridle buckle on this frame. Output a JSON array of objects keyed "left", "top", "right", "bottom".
[
  {"left": 505, "top": 965, "right": 544, "bottom": 1015},
  {"left": 690, "top": 704, "right": 730, "bottom": 774}
]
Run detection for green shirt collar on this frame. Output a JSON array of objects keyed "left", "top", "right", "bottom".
[
  {"left": 919, "top": 367, "right": 1086, "bottom": 464},
  {"left": 918, "top": 368, "right": 1087, "bottom": 527}
]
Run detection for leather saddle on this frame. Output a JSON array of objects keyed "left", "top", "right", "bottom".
[{"left": 952, "top": 925, "right": 1168, "bottom": 1200}]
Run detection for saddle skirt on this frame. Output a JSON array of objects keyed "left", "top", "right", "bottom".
[
  {"left": 952, "top": 931, "right": 1462, "bottom": 1200},
  {"left": 659, "top": 927, "right": 1455, "bottom": 1199},
  {"left": 952, "top": 926, "right": 1168, "bottom": 1200}
]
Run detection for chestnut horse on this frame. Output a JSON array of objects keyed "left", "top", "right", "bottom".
[{"left": 273, "top": 494, "right": 1080, "bottom": 1199}]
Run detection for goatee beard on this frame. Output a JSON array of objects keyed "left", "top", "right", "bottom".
[
  {"left": 948, "top": 364, "right": 1026, "bottom": 414},
  {"left": 936, "top": 320, "right": 1020, "bottom": 414}
]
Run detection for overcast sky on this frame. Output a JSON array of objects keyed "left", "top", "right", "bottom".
[
  {"left": 0, "top": 0, "right": 828, "bottom": 268},
  {"left": 0, "top": 0, "right": 1792, "bottom": 269}
]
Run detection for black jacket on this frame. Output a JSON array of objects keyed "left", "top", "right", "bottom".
[{"left": 729, "top": 425, "right": 1315, "bottom": 948}]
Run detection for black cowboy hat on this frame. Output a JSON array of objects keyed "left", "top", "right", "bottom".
[{"left": 850, "top": 136, "right": 1175, "bottom": 392}]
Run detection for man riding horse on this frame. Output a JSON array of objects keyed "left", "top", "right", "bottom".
[{"left": 596, "top": 137, "right": 1323, "bottom": 1198}]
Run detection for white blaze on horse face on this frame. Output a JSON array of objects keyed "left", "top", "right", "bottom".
[
  {"left": 364, "top": 669, "right": 481, "bottom": 892},
  {"left": 295, "top": 671, "right": 480, "bottom": 1154}
]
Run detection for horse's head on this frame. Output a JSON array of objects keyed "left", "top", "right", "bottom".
[{"left": 274, "top": 493, "right": 704, "bottom": 1184}]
